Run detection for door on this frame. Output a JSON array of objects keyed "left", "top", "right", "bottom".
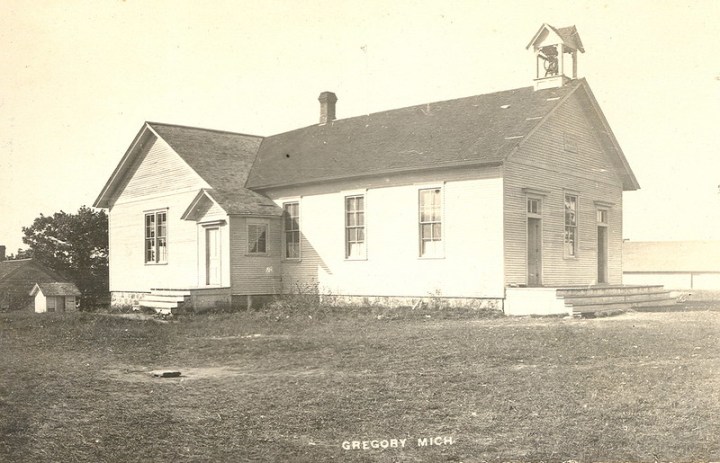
[
  {"left": 527, "top": 217, "right": 542, "bottom": 286},
  {"left": 206, "top": 228, "right": 221, "bottom": 286},
  {"left": 597, "top": 226, "right": 608, "bottom": 284}
]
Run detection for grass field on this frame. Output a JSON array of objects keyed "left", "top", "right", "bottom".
[{"left": 1, "top": 306, "right": 718, "bottom": 462}]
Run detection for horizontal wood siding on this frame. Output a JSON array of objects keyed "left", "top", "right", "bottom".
[
  {"left": 267, "top": 167, "right": 504, "bottom": 298},
  {"left": 229, "top": 216, "right": 282, "bottom": 295},
  {"left": 109, "top": 137, "right": 211, "bottom": 292},
  {"left": 504, "top": 91, "right": 624, "bottom": 286},
  {"left": 113, "top": 136, "right": 210, "bottom": 205},
  {"left": 109, "top": 192, "right": 203, "bottom": 292}
]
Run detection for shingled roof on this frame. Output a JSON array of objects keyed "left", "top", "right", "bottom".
[
  {"left": 146, "top": 123, "right": 282, "bottom": 217},
  {"left": 247, "top": 81, "right": 583, "bottom": 189},
  {"left": 94, "top": 122, "right": 283, "bottom": 216},
  {"left": 30, "top": 282, "right": 81, "bottom": 297}
]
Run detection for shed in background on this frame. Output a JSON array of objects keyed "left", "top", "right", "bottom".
[
  {"left": 30, "top": 282, "right": 81, "bottom": 313},
  {"left": 623, "top": 241, "right": 720, "bottom": 290}
]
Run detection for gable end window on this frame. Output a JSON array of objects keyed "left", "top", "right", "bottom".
[
  {"left": 345, "top": 195, "right": 365, "bottom": 259},
  {"left": 564, "top": 194, "right": 578, "bottom": 257},
  {"left": 248, "top": 224, "right": 267, "bottom": 254},
  {"left": 419, "top": 188, "right": 442, "bottom": 258},
  {"left": 145, "top": 210, "right": 167, "bottom": 264},
  {"left": 283, "top": 202, "right": 300, "bottom": 259}
]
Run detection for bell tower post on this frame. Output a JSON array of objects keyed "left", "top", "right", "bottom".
[{"left": 527, "top": 24, "right": 584, "bottom": 90}]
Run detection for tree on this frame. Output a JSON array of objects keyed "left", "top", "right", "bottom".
[{"left": 22, "top": 206, "right": 109, "bottom": 309}]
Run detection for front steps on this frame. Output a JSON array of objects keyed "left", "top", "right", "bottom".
[
  {"left": 504, "top": 285, "right": 678, "bottom": 317},
  {"left": 558, "top": 285, "right": 677, "bottom": 317},
  {"left": 138, "top": 289, "right": 192, "bottom": 315}
]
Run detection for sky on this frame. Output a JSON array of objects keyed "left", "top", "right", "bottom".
[{"left": 1, "top": 0, "right": 719, "bottom": 254}]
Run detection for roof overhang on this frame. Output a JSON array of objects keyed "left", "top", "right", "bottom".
[
  {"left": 181, "top": 189, "right": 227, "bottom": 221},
  {"left": 93, "top": 122, "right": 158, "bottom": 209}
]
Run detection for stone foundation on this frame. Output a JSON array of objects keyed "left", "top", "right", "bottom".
[
  {"left": 326, "top": 294, "right": 503, "bottom": 311},
  {"left": 110, "top": 291, "right": 149, "bottom": 310}
]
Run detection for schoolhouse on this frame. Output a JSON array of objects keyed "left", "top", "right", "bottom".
[{"left": 94, "top": 24, "right": 675, "bottom": 315}]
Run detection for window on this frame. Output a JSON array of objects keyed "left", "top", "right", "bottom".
[
  {"left": 248, "top": 224, "right": 267, "bottom": 254},
  {"left": 564, "top": 194, "right": 578, "bottom": 257},
  {"left": 597, "top": 209, "right": 608, "bottom": 225},
  {"left": 419, "top": 188, "right": 442, "bottom": 257},
  {"left": 145, "top": 210, "right": 167, "bottom": 263},
  {"left": 527, "top": 197, "right": 541, "bottom": 216},
  {"left": 283, "top": 202, "right": 300, "bottom": 259},
  {"left": 345, "top": 195, "right": 365, "bottom": 258}
]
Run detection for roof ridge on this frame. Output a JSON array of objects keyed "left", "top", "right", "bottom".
[
  {"left": 265, "top": 85, "right": 537, "bottom": 138},
  {"left": 146, "top": 121, "right": 265, "bottom": 139}
]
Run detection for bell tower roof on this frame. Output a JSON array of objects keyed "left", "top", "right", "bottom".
[
  {"left": 526, "top": 24, "right": 584, "bottom": 53},
  {"left": 527, "top": 24, "right": 585, "bottom": 91}
]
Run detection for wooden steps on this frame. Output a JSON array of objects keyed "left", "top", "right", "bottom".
[
  {"left": 138, "top": 289, "right": 192, "bottom": 315},
  {"left": 558, "top": 285, "right": 677, "bottom": 317}
]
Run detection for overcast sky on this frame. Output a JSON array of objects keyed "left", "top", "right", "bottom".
[{"left": 1, "top": 1, "right": 719, "bottom": 254}]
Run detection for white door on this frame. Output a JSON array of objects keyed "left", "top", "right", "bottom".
[{"left": 206, "top": 228, "right": 221, "bottom": 286}]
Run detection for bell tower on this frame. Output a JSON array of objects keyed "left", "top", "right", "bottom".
[{"left": 526, "top": 24, "right": 584, "bottom": 90}]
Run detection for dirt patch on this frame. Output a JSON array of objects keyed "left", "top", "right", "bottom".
[{"left": 103, "top": 364, "right": 324, "bottom": 383}]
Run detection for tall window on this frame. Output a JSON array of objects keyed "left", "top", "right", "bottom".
[
  {"left": 248, "top": 224, "right": 267, "bottom": 254},
  {"left": 145, "top": 210, "right": 167, "bottom": 263},
  {"left": 419, "top": 188, "right": 442, "bottom": 257},
  {"left": 345, "top": 195, "right": 365, "bottom": 258},
  {"left": 564, "top": 194, "right": 578, "bottom": 257},
  {"left": 283, "top": 202, "right": 300, "bottom": 259}
]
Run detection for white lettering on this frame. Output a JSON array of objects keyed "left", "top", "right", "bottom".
[
  {"left": 380, "top": 440, "right": 389, "bottom": 449},
  {"left": 362, "top": 441, "right": 369, "bottom": 450},
  {"left": 444, "top": 436, "right": 454, "bottom": 445},
  {"left": 399, "top": 438, "right": 406, "bottom": 448},
  {"left": 418, "top": 438, "right": 428, "bottom": 447},
  {"left": 351, "top": 441, "right": 360, "bottom": 450},
  {"left": 370, "top": 441, "right": 379, "bottom": 449},
  {"left": 342, "top": 441, "right": 351, "bottom": 450}
]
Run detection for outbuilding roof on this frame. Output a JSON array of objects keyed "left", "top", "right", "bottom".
[
  {"left": 30, "top": 282, "right": 82, "bottom": 297},
  {"left": 624, "top": 241, "right": 720, "bottom": 273}
]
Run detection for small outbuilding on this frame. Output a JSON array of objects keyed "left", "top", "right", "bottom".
[{"left": 30, "top": 282, "right": 81, "bottom": 313}]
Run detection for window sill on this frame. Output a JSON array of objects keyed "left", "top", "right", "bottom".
[
  {"left": 344, "top": 257, "right": 367, "bottom": 262},
  {"left": 145, "top": 262, "right": 169, "bottom": 266},
  {"left": 245, "top": 253, "right": 269, "bottom": 257},
  {"left": 283, "top": 258, "right": 302, "bottom": 263},
  {"left": 418, "top": 255, "right": 445, "bottom": 260}
]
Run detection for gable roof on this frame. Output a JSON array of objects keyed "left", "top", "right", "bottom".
[
  {"left": 182, "top": 188, "right": 283, "bottom": 220},
  {"left": 0, "top": 259, "right": 68, "bottom": 290},
  {"left": 94, "top": 122, "right": 279, "bottom": 216},
  {"left": 247, "top": 79, "right": 637, "bottom": 190},
  {"left": 30, "top": 282, "right": 81, "bottom": 297},
  {"left": 624, "top": 241, "right": 720, "bottom": 273},
  {"left": 526, "top": 23, "right": 585, "bottom": 53}
]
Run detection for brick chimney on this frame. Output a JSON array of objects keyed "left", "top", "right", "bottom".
[
  {"left": 0, "top": 245, "right": 5, "bottom": 261},
  {"left": 318, "top": 91, "right": 338, "bottom": 124}
]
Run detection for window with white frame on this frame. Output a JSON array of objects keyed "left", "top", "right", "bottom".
[
  {"left": 283, "top": 202, "right": 300, "bottom": 259},
  {"left": 527, "top": 197, "right": 542, "bottom": 216},
  {"left": 248, "top": 224, "right": 267, "bottom": 254},
  {"left": 419, "top": 188, "right": 442, "bottom": 257},
  {"left": 345, "top": 195, "right": 365, "bottom": 259},
  {"left": 564, "top": 194, "right": 578, "bottom": 257},
  {"left": 145, "top": 210, "right": 167, "bottom": 263}
]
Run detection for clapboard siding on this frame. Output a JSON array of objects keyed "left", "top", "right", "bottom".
[
  {"left": 504, "top": 91, "right": 624, "bottom": 286},
  {"left": 109, "top": 191, "right": 203, "bottom": 291},
  {"left": 229, "top": 216, "right": 282, "bottom": 294},
  {"left": 109, "top": 136, "right": 212, "bottom": 292},
  {"left": 114, "top": 135, "right": 210, "bottom": 205},
  {"left": 266, "top": 167, "right": 505, "bottom": 298}
]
